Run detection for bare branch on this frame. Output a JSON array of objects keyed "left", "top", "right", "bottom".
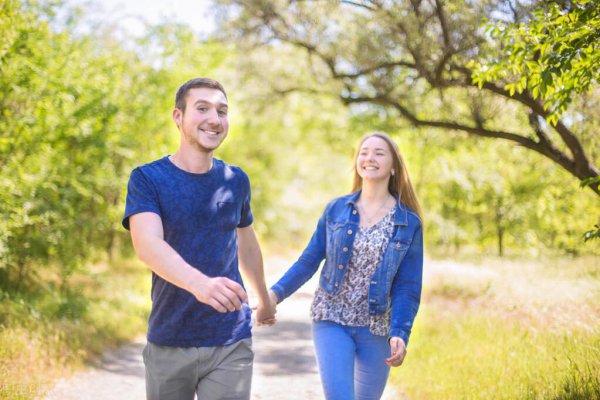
[
  {"left": 333, "top": 61, "right": 417, "bottom": 79},
  {"left": 340, "top": 0, "right": 376, "bottom": 11},
  {"left": 434, "top": 0, "right": 452, "bottom": 49}
]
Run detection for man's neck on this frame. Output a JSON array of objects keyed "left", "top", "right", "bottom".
[{"left": 170, "top": 148, "right": 213, "bottom": 174}]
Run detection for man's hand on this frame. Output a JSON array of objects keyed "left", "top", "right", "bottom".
[
  {"left": 386, "top": 336, "right": 407, "bottom": 367},
  {"left": 131, "top": 212, "right": 248, "bottom": 313},
  {"left": 188, "top": 274, "right": 248, "bottom": 313}
]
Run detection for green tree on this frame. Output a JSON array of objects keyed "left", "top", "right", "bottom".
[
  {"left": 471, "top": 0, "right": 600, "bottom": 125},
  {"left": 0, "top": 0, "right": 171, "bottom": 287},
  {"left": 216, "top": 0, "right": 599, "bottom": 195}
]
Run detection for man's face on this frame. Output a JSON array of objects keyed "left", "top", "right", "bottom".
[{"left": 173, "top": 87, "right": 229, "bottom": 153}]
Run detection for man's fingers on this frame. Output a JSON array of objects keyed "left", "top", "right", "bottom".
[
  {"left": 223, "top": 279, "right": 248, "bottom": 303},
  {"left": 221, "top": 286, "right": 245, "bottom": 311},
  {"left": 208, "top": 298, "right": 228, "bottom": 313},
  {"left": 215, "top": 292, "right": 239, "bottom": 312},
  {"left": 199, "top": 277, "right": 248, "bottom": 312}
]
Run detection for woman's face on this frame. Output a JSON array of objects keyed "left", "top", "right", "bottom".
[{"left": 356, "top": 136, "right": 394, "bottom": 183}]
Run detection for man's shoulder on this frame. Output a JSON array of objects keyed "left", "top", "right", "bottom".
[
  {"left": 134, "top": 156, "right": 168, "bottom": 173},
  {"left": 218, "top": 159, "right": 250, "bottom": 182},
  {"left": 129, "top": 156, "right": 170, "bottom": 181}
]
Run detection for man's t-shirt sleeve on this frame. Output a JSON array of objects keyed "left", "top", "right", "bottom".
[
  {"left": 238, "top": 171, "right": 253, "bottom": 228},
  {"left": 122, "top": 167, "right": 161, "bottom": 230}
]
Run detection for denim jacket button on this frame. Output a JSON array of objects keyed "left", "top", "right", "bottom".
[
  {"left": 343, "top": 247, "right": 348, "bottom": 252},
  {"left": 396, "top": 242, "right": 401, "bottom": 248},
  {"left": 335, "top": 283, "right": 339, "bottom": 288},
  {"left": 338, "top": 264, "right": 344, "bottom": 270},
  {"left": 352, "top": 210, "right": 357, "bottom": 215},
  {"left": 347, "top": 229, "right": 353, "bottom": 235}
]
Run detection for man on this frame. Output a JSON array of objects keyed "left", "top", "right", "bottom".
[{"left": 122, "top": 78, "right": 276, "bottom": 400}]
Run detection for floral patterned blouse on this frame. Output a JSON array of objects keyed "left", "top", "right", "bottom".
[{"left": 310, "top": 207, "right": 395, "bottom": 336}]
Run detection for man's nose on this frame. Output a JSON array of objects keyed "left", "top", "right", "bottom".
[{"left": 206, "top": 108, "right": 221, "bottom": 125}]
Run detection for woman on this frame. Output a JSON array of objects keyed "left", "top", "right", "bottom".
[{"left": 269, "top": 132, "right": 423, "bottom": 400}]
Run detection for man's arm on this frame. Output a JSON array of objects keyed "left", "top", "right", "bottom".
[
  {"left": 129, "top": 212, "right": 248, "bottom": 312},
  {"left": 237, "top": 225, "right": 276, "bottom": 325}
]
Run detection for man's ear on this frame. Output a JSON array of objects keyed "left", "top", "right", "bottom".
[{"left": 173, "top": 108, "right": 182, "bottom": 128}]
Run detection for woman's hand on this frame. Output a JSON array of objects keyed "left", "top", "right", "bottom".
[
  {"left": 386, "top": 336, "right": 407, "bottom": 367},
  {"left": 255, "top": 289, "right": 278, "bottom": 326}
]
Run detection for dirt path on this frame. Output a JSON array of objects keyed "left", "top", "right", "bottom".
[{"left": 42, "top": 268, "right": 401, "bottom": 399}]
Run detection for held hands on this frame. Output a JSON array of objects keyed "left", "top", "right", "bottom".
[
  {"left": 254, "top": 289, "right": 278, "bottom": 327},
  {"left": 386, "top": 336, "right": 407, "bottom": 367},
  {"left": 188, "top": 274, "right": 248, "bottom": 313}
]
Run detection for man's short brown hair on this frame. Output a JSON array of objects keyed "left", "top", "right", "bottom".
[{"left": 175, "top": 78, "right": 227, "bottom": 113}]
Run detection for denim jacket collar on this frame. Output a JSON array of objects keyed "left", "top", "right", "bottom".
[{"left": 345, "top": 190, "right": 408, "bottom": 227}]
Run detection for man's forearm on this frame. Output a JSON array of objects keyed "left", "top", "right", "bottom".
[
  {"left": 133, "top": 232, "right": 206, "bottom": 293},
  {"left": 133, "top": 232, "right": 248, "bottom": 312},
  {"left": 237, "top": 227, "right": 270, "bottom": 303},
  {"left": 239, "top": 247, "right": 270, "bottom": 302}
]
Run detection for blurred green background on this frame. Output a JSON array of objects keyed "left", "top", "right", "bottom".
[{"left": 0, "top": 0, "right": 598, "bottom": 399}]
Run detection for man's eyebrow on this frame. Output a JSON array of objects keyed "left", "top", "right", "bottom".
[{"left": 193, "top": 99, "right": 228, "bottom": 108}]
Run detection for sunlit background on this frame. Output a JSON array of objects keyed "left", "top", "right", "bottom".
[{"left": 1, "top": 0, "right": 599, "bottom": 398}]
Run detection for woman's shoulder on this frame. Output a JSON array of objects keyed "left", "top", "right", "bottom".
[
  {"left": 325, "top": 192, "right": 356, "bottom": 209},
  {"left": 397, "top": 201, "right": 422, "bottom": 228}
]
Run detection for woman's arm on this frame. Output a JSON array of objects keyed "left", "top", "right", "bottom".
[
  {"left": 389, "top": 224, "right": 424, "bottom": 346},
  {"left": 270, "top": 207, "right": 330, "bottom": 303}
]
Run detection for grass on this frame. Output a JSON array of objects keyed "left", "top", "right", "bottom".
[
  {"left": 391, "top": 256, "right": 600, "bottom": 399},
  {"left": 0, "top": 259, "right": 150, "bottom": 399}
]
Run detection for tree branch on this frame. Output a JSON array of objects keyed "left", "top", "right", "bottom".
[{"left": 339, "top": 93, "right": 597, "bottom": 188}]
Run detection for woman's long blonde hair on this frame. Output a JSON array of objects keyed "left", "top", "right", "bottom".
[{"left": 351, "top": 132, "right": 423, "bottom": 220}]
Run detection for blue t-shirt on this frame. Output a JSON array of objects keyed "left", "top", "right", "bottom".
[{"left": 122, "top": 156, "right": 253, "bottom": 347}]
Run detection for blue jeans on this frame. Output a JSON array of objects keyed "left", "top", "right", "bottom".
[{"left": 312, "top": 321, "right": 391, "bottom": 400}]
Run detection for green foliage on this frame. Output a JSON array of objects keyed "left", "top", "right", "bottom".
[
  {"left": 419, "top": 131, "right": 598, "bottom": 257},
  {"left": 0, "top": 0, "right": 172, "bottom": 286},
  {"left": 580, "top": 177, "right": 600, "bottom": 241},
  {"left": 471, "top": 0, "right": 600, "bottom": 125},
  {"left": 584, "top": 224, "right": 600, "bottom": 242}
]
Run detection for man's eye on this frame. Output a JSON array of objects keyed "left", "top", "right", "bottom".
[
  {"left": 197, "top": 107, "right": 208, "bottom": 112},
  {"left": 218, "top": 110, "right": 228, "bottom": 116}
]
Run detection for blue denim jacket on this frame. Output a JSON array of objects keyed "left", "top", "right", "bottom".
[{"left": 272, "top": 191, "right": 423, "bottom": 346}]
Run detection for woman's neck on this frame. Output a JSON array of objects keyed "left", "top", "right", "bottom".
[{"left": 360, "top": 180, "right": 391, "bottom": 205}]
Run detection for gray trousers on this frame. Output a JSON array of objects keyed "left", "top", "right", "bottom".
[{"left": 143, "top": 338, "right": 253, "bottom": 400}]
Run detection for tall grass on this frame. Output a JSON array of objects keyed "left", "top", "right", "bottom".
[
  {"left": 391, "top": 257, "right": 600, "bottom": 399},
  {"left": 0, "top": 259, "right": 150, "bottom": 399}
]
